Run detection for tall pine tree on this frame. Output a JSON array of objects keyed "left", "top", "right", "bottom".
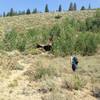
[
  {"left": 45, "top": 4, "right": 49, "bottom": 12},
  {"left": 26, "top": 8, "right": 31, "bottom": 14},
  {"left": 3, "top": 12, "right": 6, "bottom": 17},
  {"left": 32, "top": 8, "right": 37, "bottom": 13},
  {"left": 74, "top": 3, "right": 77, "bottom": 10},
  {"left": 81, "top": 6, "right": 86, "bottom": 10},
  {"left": 69, "top": 2, "right": 74, "bottom": 11},
  {"left": 9, "top": 8, "right": 14, "bottom": 16},
  {"left": 58, "top": 4, "right": 62, "bottom": 12},
  {"left": 88, "top": 4, "right": 91, "bottom": 10}
]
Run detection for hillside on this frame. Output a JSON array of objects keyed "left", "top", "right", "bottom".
[
  {"left": 0, "top": 10, "right": 95, "bottom": 35},
  {"left": 0, "top": 10, "right": 100, "bottom": 100}
]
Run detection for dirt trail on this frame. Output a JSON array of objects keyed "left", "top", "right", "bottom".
[
  {"left": 0, "top": 54, "right": 42, "bottom": 100},
  {"left": 7, "top": 59, "right": 31, "bottom": 84},
  {"left": 0, "top": 57, "right": 32, "bottom": 88}
]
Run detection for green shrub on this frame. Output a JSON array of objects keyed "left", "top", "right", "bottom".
[
  {"left": 16, "top": 39, "right": 26, "bottom": 52},
  {"left": 79, "top": 21, "right": 87, "bottom": 32},
  {"left": 0, "top": 14, "right": 99, "bottom": 56},
  {"left": 52, "top": 25, "right": 76, "bottom": 56},
  {"left": 0, "top": 29, "right": 43, "bottom": 52},
  {"left": 1, "top": 30, "right": 27, "bottom": 52},
  {"left": 86, "top": 9, "right": 100, "bottom": 32},
  {"left": 62, "top": 17, "right": 80, "bottom": 31},
  {"left": 51, "top": 18, "right": 91, "bottom": 56},
  {"left": 49, "top": 24, "right": 61, "bottom": 39},
  {"left": 16, "top": 34, "right": 27, "bottom": 52},
  {"left": 39, "top": 27, "right": 50, "bottom": 44},
  {"left": 26, "top": 29, "right": 39, "bottom": 48},
  {"left": 52, "top": 34, "right": 73, "bottom": 56},
  {"left": 86, "top": 17, "right": 100, "bottom": 32},
  {"left": 2, "top": 30, "right": 17, "bottom": 51},
  {"left": 96, "top": 33, "right": 100, "bottom": 44},
  {"left": 75, "top": 32, "right": 97, "bottom": 56},
  {"left": 95, "top": 9, "right": 100, "bottom": 18},
  {"left": 26, "top": 28, "right": 50, "bottom": 48}
]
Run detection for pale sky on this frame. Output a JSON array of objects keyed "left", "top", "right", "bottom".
[{"left": 0, "top": 0, "right": 100, "bottom": 14}]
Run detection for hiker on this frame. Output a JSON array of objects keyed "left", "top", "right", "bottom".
[{"left": 70, "top": 54, "right": 78, "bottom": 72}]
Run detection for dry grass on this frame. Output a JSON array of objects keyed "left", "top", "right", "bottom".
[
  {"left": 0, "top": 10, "right": 95, "bottom": 35},
  {"left": 41, "top": 92, "right": 73, "bottom": 100},
  {"left": 62, "top": 75, "right": 87, "bottom": 90},
  {"left": 92, "top": 83, "right": 100, "bottom": 98},
  {"left": 0, "top": 51, "right": 99, "bottom": 100},
  {"left": 0, "top": 50, "right": 21, "bottom": 70},
  {"left": 8, "top": 79, "right": 18, "bottom": 88}
]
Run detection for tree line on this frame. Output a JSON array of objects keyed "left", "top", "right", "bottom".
[{"left": 2, "top": 2, "right": 92, "bottom": 17}]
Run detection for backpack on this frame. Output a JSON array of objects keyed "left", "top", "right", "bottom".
[{"left": 73, "top": 56, "right": 78, "bottom": 64}]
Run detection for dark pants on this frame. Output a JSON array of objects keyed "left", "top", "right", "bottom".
[{"left": 72, "top": 64, "right": 76, "bottom": 72}]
